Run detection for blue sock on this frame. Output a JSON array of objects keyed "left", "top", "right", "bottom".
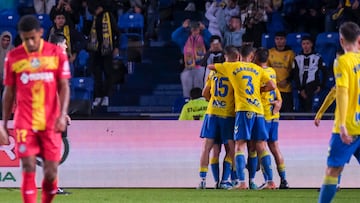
[
  {"left": 231, "top": 168, "right": 237, "bottom": 181},
  {"left": 248, "top": 151, "right": 258, "bottom": 182},
  {"left": 261, "top": 166, "right": 268, "bottom": 182},
  {"left": 235, "top": 152, "right": 246, "bottom": 182},
  {"left": 278, "top": 163, "right": 286, "bottom": 180},
  {"left": 260, "top": 151, "right": 273, "bottom": 181},
  {"left": 318, "top": 176, "right": 338, "bottom": 203},
  {"left": 221, "top": 156, "right": 232, "bottom": 182},
  {"left": 210, "top": 157, "right": 219, "bottom": 183},
  {"left": 199, "top": 167, "right": 208, "bottom": 180},
  {"left": 337, "top": 174, "right": 341, "bottom": 187}
]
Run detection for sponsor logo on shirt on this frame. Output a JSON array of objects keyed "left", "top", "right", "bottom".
[{"left": 20, "top": 72, "right": 54, "bottom": 84}]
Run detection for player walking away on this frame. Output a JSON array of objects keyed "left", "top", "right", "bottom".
[
  {"left": 255, "top": 47, "right": 289, "bottom": 189},
  {"left": 198, "top": 53, "right": 236, "bottom": 190},
  {"left": 1, "top": 15, "right": 70, "bottom": 203},
  {"left": 318, "top": 22, "right": 360, "bottom": 203},
  {"left": 208, "top": 45, "right": 276, "bottom": 190}
]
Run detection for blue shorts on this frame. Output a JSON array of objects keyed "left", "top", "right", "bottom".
[
  {"left": 265, "top": 119, "right": 279, "bottom": 142},
  {"left": 200, "top": 114, "right": 235, "bottom": 144},
  {"left": 327, "top": 133, "right": 360, "bottom": 167},
  {"left": 234, "top": 111, "right": 268, "bottom": 141}
]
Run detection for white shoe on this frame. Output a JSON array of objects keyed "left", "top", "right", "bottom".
[
  {"left": 93, "top": 97, "right": 102, "bottom": 107},
  {"left": 101, "top": 96, "right": 109, "bottom": 106}
]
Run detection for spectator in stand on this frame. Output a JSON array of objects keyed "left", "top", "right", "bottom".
[
  {"left": 220, "top": 0, "right": 240, "bottom": 26},
  {"left": 296, "top": 0, "right": 324, "bottom": 37},
  {"left": 179, "top": 87, "right": 208, "bottom": 120},
  {"left": 200, "top": 35, "right": 225, "bottom": 84},
  {"left": 321, "top": 0, "right": 342, "bottom": 32},
  {"left": 338, "top": 0, "right": 360, "bottom": 26},
  {"left": 171, "top": 19, "right": 212, "bottom": 98},
  {"left": 87, "top": 0, "right": 120, "bottom": 107},
  {"left": 50, "top": 0, "right": 80, "bottom": 29},
  {"left": 242, "top": 0, "right": 271, "bottom": 47},
  {"left": 47, "top": 10, "right": 86, "bottom": 67},
  {"left": 205, "top": 1, "right": 224, "bottom": 40},
  {"left": 33, "top": 0, "right": 56, "bottom": 14},
  {"left": 293, "top": 36, "right": 328, "bottom": 112},
  {"left": 219, "top": 15, "right": 245, "bottom": 48},
  {"left": 268, "top": 31, "right": 295, "bottom": 112},
  {"left": 0, "top": 31, "right": 14, "bottom": 92},
  {"left": 144, "top": 0, "right": 159, "bottom": 42}
]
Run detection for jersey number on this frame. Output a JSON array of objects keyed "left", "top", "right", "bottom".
[
  {"left": 242, "top": 75, "right": 254, "bottom": 95},
  {"left": 16, "top": 129, "right": 27, "bottom": 143},
  {"left": 214, "top": 77, "right": 229, "bottom": 97}
]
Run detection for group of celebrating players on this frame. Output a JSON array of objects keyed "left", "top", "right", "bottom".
[
  {"left": 197, "top": 43, "right": 288, "bottom": 190},
  {"left": 197, "top": 21, "right": 360, "bottom": 203}
]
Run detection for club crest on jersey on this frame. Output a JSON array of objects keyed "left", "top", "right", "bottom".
[
  {"left": 30, "top": 58, "right": 40, "bottom": 68},
  {"left": 246, "top": 112, "right": 254, "bottom": 119}
]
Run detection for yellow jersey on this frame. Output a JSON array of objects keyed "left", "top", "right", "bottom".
[
  {"left": 261, "top": 67, "right": 282, "bottom": 120},
  {"left": 332, "top": 52, "right": 360, "bottom": 135},
  {"left": 205, "top": 70, "right": 235, "bottom": 117},
  {"left": 215, "top": 62, "right": 271, "bottom": 114},
  {"left": 268, "top": 48, "right": 295, "bottom": 93}
]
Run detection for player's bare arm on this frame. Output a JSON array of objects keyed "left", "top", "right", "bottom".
[
  {"left": 202, "top": 85, "right": 211, "bottom": 101},
  {"left": 1, "top": 85, "right": 15, "bottom": 145},
  {"left": 55, "top": 78, "right": 70, "bottom": 132},
  {"left": 2, "top": 85, "right": 15, "bottom": 129},
  {"left": 207, "top": 64, "right": 215, "bottom": 71},
  {"left": 261, "top": 80, "right": 276, "bottom": 92}
]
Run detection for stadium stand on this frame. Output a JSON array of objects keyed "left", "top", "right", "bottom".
[{"left": 286, "top": 32, "right": 310, "bottom": 54}]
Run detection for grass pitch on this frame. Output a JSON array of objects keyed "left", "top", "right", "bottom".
[{"left": 0, "top": 188, "right": 359, "bottom": 203}]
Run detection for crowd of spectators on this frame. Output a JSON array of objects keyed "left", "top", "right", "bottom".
[
  {"left": 0, "top": 0, "right": 358, "bottom": 113},
  {"left": 171, "top": 0, "right": 357, "bottom": 113}
]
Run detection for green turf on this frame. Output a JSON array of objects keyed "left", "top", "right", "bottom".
[{"left": 0, "top": 188, "right": 359, "bottom": 203}]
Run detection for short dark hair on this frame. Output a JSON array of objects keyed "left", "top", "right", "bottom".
[
  {"left": 255, "top": 47, "right": 269, "bottom": 63},
  {"left": 190, "top": 87, "right": 203, "bottom": 99},
  {"left": 210, "top": 35, "right": 221, "bottom": 44},
  {"left": 339, "top": 22, "right": 360, "bottom": 43},
  {"left": 48, "top": 32, "right": 66, "bottom": 44},
  {"left": 230, "top": 15, "right": 242, "bottom": 23},
  {"left": 224, "top": 45, "right": 239, "bottom": 60},
  {"left": 17, "top": 15, "right": 41, "bottom": 32},
  {"left": 301, "top": 35, "right": 313, "bottom": 43},
  {"left": 275, "top": 31, "right": 286, "bottom": 37},
  {"left": 239, "top": 44, "right": 255, "bottom": 58}
]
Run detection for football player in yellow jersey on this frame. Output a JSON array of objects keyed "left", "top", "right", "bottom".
[
  {"left": 198, "top": 59, "right": 236, "bottom": 189},
  {"left": 208, "top": 45, "right": 276, "bottom": 189},
  {"left": 318, "top": 22, "right": 360, "bottom": 203},
  {"left": 255, "top": 47, "right": 289, "bottom": 189},
  {"left": 238, "top": 45, "right": 260, "bottom": 190},
  {"left": 268, "top": 31, "right": 295, "bottom": 112}
]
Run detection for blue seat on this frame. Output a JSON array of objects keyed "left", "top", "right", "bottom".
[
  {"left": 0, "top": 13, "right": 19, "bottom": 27},
  {"left": 0, "top": 13, "right": 19, "bottom": 43},
  {"left": 315, "top": 32, "right": 340, "bottom": 70},
  {"left": 261, "top": 33, "right": 275, "bottom": 49},
  {"left": 118, "top": 13, "right": 144, "bottom": 44},
  {"left": 35, "top": 14, "right": 52, "bottom": 37},
  {"left": 117, "top": 34, "right": 128, "bottom": 61},
  {"left": 74, "top": 49, "right": 89, "bottom": 76},
  {"left": 286, "top": 32, "right": 310, "bottom": 54},
  {"left": 70, "top": 77, "right": 94, "bottom": 101}
]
